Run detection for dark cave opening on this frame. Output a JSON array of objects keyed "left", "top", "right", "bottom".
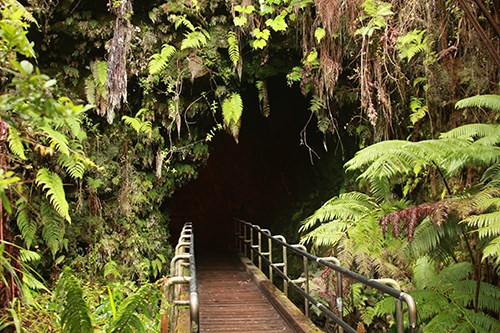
[{"left": 170, "top": 76, "right": 344, "bottom": 250}]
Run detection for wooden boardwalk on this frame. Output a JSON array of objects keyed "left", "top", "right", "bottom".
[{"left": 197, "top": 251, "right": 296, "bottom": 332}]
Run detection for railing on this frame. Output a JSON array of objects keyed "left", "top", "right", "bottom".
[
  {"left": 235, "top": 219, "right": 417, "bottom": 333},
  {"left": 166, "top": 222, "right": 199, "bottom": 333}
]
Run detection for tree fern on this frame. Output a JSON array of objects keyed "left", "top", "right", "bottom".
[
  {"left": 36, "top": 168, "right": 71, "bottom": 222},
  {"left": 109, "top": 284, "right": 151, "bottom": 333},
  {"left": 181, "top": 30, "right": 209, "bottom": 50},
  {"left": 56, "top": 268, "right": 93, "bottom": 333},
  {"left": 454, "top": 94, "right": 500, "bottom": 112},
  {"left": 16, "top": 199, "right": 37, "bottom": 249},
  {"left": 148, "top": 44, "right": 176, "bottom": 75},
  {"left": 300, "top": 192, "right": 377, "bottom": 233},
  {"left": 7, "top": 126, "right": 26, "bottom": 160},
  {"left": 227, "top": 31, "right": 239, "bottom": 66},
  {"left": 222, "top": 92, "right": 243, "bottom": 142}
]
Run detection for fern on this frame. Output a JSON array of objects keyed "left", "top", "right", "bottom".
[
  {"left": 222, "top": 92, "right": 243, "bottom": 142},
  {"left": 396, "top": 29, "right": 431, "bottom": 62},
  {"left": 41, "top": 125, "right": 70, "bottom": 156},
  {"left": 181, "top": 30, "right": 209, "bottom": 50},
  {"left": 255, "top": 80, "right": 270, "bottom": 117},
  {"left": 173, "top": 15, "right": 195, "bottom": 31},
  {"left": 148, "top": 44, "right": 176, "bottom": 75},
  {"left": 7, "top": 127, "right": 26, "bottom": 160},
  {"left": 16, "top": 200, "right": 37, "bottom": 249},
  {"left": 56, "top": 268, "right": 93, "bottom": 333},
  {"left": 36, "top": 168, "right": 71, "bottom": 222},
  {"left": 122, "top": 109, "right": 152, "bottom": 135},
  {"left": 41, "top": 203, "right": 65, "bottom": 257},
  {"left": 58, "top": 151, "right": 85, "bottom": 179},
  {"left": 109, "top": 284, "right": 151, "bottom": 333},
  {"left": 227, "top": 31, "right": 239, "bottom": 66},
  {"left": 455, "top": 94, "right": 500, "bottom": 112}
]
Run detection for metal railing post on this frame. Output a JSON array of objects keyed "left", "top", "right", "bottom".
[{"left": 233, "top": 218, "right": 418, "bottom": 333}]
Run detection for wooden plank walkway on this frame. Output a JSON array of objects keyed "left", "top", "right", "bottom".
[{"left": 197, "top": 251, "right": 296, "bottom": 332}]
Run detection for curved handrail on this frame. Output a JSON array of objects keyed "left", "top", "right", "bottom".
[
  {"left": 235, "top": 218, "right": 417, "bottom": 333},
  {"left": 166, "top": 222, "right": 199, "bottom": 333}
]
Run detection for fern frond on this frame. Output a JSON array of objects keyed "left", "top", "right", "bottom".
[
  {"left": 16, "top": 200, "right": 37, "bottom": 249},
  {"left": 148, "top": 44, "right": 176, "bottom": 75},
  {"left": 7, "top": 127, "right": 26, "bottom": 160},
  {"left": 412, "top": 256, "right": 437, "bottom": 289},
  {"left": 227, "top": 31, "right": 240, "bottom": 66},
  {"left": 299, "top": 220, "right": 348, "bottom": 248},
  {"left": 58, "top": 153, "right": 85, "bottom": 179},
  {"left": 41, "top": 203, "right": 65, "bottom": 257},
  {"left": 300, "top": 192, "right": 376, "bottom": 232},
  {"left": 110, "top": 284, "right": 150, "bottom": 333},
  {"left": 181, "top": 30, "right": 209, "bottom": 50},
  {"left": 36, "top": 168, "right": 71, "bottom": 222},
  {"left": 122, "top": 115, "right": 152, "bottom": 135},
  {"left": 455, "top": 94, "right": 500, "bottom": 111},
  {"left": 482, "top": 235, "right": 500, "bottom": 264},
  {"left": 440, "top": 123, "right": 499, "bottom": 140},
  {"left": 174, "top": 15, "right": 195, "bottom": 31},
  {"left": 41, "top": 125, "right": 70, "bottom": 156},
  {"left": 256, "top": 80, "right": 270, "bottom": 117},
  {"left": 222, "top": 92, "right": 243, "bottom": 142},
  {"left": 56, "top": 268, "right": 93, "bottom": 333},
  {"left": 430, "top": 262, "right": 472, "bottom": 289}
]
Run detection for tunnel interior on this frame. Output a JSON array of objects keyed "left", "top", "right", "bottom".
[{"left": 170, "top": 76, "right": 345, "bottom": 250}]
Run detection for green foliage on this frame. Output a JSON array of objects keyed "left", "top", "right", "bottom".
[
  {"left": 314, "top": 27, "right": 326, "bottom": 44},
  {"left": 300, "top": 192, "right": 377, "bottom": 249},
  {"left": 222, "top": 92, "right": 243, "bottom": 142},
  {"left": 56, "top": 268, "right": 94, "bottom": 333},
  {"left": 122, "top": 109, "right": 153, "bottom": 135},
  {"left": 356, "top": 0, "right": 394, "bottom": 37},
  {"left": 227, "top": 31, "right": 239, "bottom": 66},
  {"left": 148, "top": 44, "right": 176, "bottom": 75},
  {"left": 36, "top": 168, "right": 71, "bottom": 223},
  {"left": 109, "top": 283, "right": 151, "bottom": 333},
  {"left": 181, "top": 29, "right": 209, "bottom": 50},
  {"left": 16, "top": 200, "right": 36, "bottom": 249},
  {"left": 345, "top": 124, "right": 500, "bottom": 200},
  {"left": 397, "top": 29, "right": 432, "bottom": 62},
  {"left": 455, "top": 94, "right": 500, "bottom": 111},
  {"left": 409, "top": 97, "right": 428, "bottom": 124}
]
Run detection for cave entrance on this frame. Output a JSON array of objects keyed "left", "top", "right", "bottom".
[{"left": 170, "top": 76, "right": 330, "bottom": 250}]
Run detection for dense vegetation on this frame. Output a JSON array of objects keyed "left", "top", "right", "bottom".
[{"left": 0, "top": 0, "right": 498, "bottom": 332}]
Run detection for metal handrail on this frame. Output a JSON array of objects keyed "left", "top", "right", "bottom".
[
  {"left": 166, "top": 222, "right": 199, "bottom": 333},
  {"left": 235, "top": 219, "right": 417, "bottom": 333}
]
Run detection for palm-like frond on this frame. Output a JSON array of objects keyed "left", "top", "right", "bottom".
[
  {"left": 36, "top": 168, "right": 71, "bottom": 222},
  {"left": 454, "top": 94, "right": 500, "bottom": 112},
  {"left": 109, "top": 284, "right": 151, "bottom": 333},
  {"left": 222, "top": 92, "right": 243, "bottom": 142},
  {"left": 56, "top": 268, "right": 93, "bottom": 333},
  {"left": 300, "top": 192, "right": 376, "bottom": 233}
]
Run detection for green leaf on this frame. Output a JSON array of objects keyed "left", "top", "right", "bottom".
[
  {"left": 7, "top": 127, "right": 26, "bottom": 160},
  {"left": 222, "top": 93, "right": 243, "bottom": 142},
  {"left": 252, "top": 39, "right": 267, "bottom": 49},
  {"left": 181, "top": 30, "right": 209, "bottom": 50},
  {"left": 314, "top": 27, "right": 326, "bottom": 43},
  {"left": 233, "top": 16, "right": 247, "bottom": 27},
  {"left": 35, "top": 168, "right": 71, "bottom": 223},
  {"left": 227, "top": 31, "right": 240, "bottom": 66},
  {"left": 148, "top": 44, "right": 176, "bottom": 75},
  {"left": 265, "top": 15, "right": 288, "bottom": 32}
]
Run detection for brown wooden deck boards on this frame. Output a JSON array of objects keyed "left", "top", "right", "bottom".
[{"left": 197, "top": 251, "right": 296, "bottom": 332}]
